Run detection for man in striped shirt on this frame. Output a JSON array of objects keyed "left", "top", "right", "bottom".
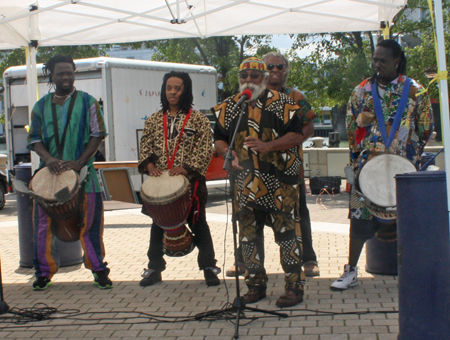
[{"left": 27, "top": 54, "right": 112, "bottom": 291}]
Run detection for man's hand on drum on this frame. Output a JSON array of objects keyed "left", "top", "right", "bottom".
[
  {"left": 60, "top": 160, "right": 83, "bottom": 172},
  {"left": 147, "top": 163, "right": 163, "bottom": 177},
  {"left": 168, "top": 167, "right": 188, "bottom": 176},
  {"left": 45, "top": 157, "right": 63, "bottom": 174}
]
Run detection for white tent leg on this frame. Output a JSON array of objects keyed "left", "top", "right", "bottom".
[
  {"left": 434, "top": 0, "right": 450, "bottom": 239},
  {"left": 25, "top": 45, "right": 40, "bottom": 173}
]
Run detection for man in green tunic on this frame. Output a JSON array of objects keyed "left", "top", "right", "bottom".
[{"left": 27, "top": 55, "right": 111, "bottom": 290}]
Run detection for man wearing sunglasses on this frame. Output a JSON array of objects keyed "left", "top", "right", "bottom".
[
  {"left": 263, "top": 52, "right": 320, "bottom": 278},
  {"left": 213, "top": 57, "right": 306, "bottom": 307},
  {"left": 225, "top": 52, "right": 320, "bottom": 280}
]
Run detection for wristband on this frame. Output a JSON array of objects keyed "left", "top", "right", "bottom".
[{"left": 76, "top": 160, "right": 83, "bottom": 167}]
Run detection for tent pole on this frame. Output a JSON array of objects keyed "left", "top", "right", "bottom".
[
  {"left": 25, "top": 45, "right": 40, "bottom": 173},
  {"left": 433, "top": 0, "right": 450, "bottom": 239}
]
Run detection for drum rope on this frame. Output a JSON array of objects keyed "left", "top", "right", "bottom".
[{"left": 189, "top": 179, "right": 200, "bottom": 223}]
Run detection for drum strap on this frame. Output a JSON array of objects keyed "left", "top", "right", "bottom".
[
  {"left": 371, "top": 77, "right": 411, "bottom": 149},
  {"left": 163, "top": 109, "right": 192, "bottom": 169},
  {"left": 51, "top": 91, "right": 78, "bottom": 159},
  {"left": 189, "top": 179, "right": 200, "bottom": 223}
]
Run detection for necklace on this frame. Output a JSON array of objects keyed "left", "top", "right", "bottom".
[
  {"left": 53, "top": 87, "right": 76, "bottom": 99},
  {"left": 375, "top": 83, "right": 387, "bottom": 99}
]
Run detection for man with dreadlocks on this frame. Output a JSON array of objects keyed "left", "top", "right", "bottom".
[
  {"left": 27, "top": 54, "right": 112, "bottom": 290},
  {"left": 330, "top": 39, "right": 434, "bottom": 291},
  {"left": 138, "top": 71, "right": 221, "bottom": 288}
]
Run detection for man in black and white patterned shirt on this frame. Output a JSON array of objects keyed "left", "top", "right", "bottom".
[{"left": 213, "top": 57, "right": 306, "bottom": 307}]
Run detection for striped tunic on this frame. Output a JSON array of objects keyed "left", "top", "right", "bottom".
[{"left": 27, "top": 90, "right": 107, "bottom": 193}]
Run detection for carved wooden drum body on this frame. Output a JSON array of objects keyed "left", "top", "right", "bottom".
[
  {"left": 141, "top": 171, "right": 195, "bottom": 257},
  {"left": 30, "top": 167, "right": 84, "bottom": 242}
]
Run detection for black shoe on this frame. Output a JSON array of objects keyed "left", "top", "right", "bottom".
[
  {"left": 204, "top": 267, "right": 220, "bottom": 286},
  {"left": 93, "top": 268, "right": 113, "bottom": 289},
  {"left": 140, "top": 269, "right": 162, "bottom": 287},
  {"left": 32, "top": 276, "right": 52, "bottom": 291}
]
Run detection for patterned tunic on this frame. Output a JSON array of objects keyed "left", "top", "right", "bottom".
[
  {"left": 213, "top": 89, "right": 305, "bottom": 292},
  {"left": 347, "top": 75, "right": 434, "bottom": 220},
  {"left": 138, "top": 110, "right": 212, "bottom": 178},
  {"left": 213, "top": 89, "right": 303, "bottom": 220},
  {"left": 283, "top": 87, "right": 317, "bottom": 183}
]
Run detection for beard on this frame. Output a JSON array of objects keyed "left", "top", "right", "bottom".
[{"left": 239, "top": 81, "right": 267, "bottom": 102}]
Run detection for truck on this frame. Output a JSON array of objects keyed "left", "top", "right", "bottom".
[{"left": 3, "top": 57, "right": 227, "bottom": 197}]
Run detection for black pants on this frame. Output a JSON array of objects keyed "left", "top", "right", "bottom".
[
  {"left": 147, "top": 192, "right": 217, "bottom": 272},
  {"left": 299, "top": 183, "right": 317, "bottom": 263},
  {"left": 233, "top": 183, "right": 317, "bottom": 265}
]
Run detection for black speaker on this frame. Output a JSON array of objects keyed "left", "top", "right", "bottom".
[{"left": 328, "top": 132, "right": 340, "bottom": 147}]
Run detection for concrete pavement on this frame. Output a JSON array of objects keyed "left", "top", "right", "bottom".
[{"left": 0, "top": 181, "right": 399, "bottom": 339}]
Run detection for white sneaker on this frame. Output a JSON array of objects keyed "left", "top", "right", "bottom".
[{"left": 330, "top": 264, "right": 358, "bottom": 290}]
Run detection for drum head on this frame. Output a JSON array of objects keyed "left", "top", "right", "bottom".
[
  {"left": 359, "top": 154, "right": 416, "bottom": 207},
  {"left": 141, "top": 170, "right": 189, "bottom": 204},
  {"left": 30, "top": 167, "right": 78, "bottom": 202}
]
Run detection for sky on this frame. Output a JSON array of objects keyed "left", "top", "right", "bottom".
[
  {"left": 271, "top": 34, "right": 312, "bottom": 58},
  {"left": 271, "top": 34, "right": 294, "bottom": 52}
]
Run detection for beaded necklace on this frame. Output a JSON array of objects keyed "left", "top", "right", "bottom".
[{"left": 53, "top": 87, "right": 76, "bottom": 100}]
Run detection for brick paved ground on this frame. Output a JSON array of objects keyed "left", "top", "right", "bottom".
[{"left": 0, "top": 181, "right": 399, "bottom": 339}]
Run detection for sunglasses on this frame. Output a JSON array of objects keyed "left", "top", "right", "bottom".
[
  {"left": 239, "top": 72, "right": 261, "bottom": 79},
  {"left": 267, "top": 64, "right": 285, "bottom": 71}
]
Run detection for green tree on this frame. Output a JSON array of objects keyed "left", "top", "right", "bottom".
[
  {"left": 288, "top": 32, "right": 373, "bottom": 112},
  {"left": 0, "top": 45, "right": 106, "bottom": 82},
  {"left": 286, "top": 0, "right": 449, "bottom": 138},
  {"left": 0, "top": 45, "right": 106, "bottom": 104},
  {"left": 135, "top": 35, "right": 272, "bottom": 100},
  {"left": 393, "top": 0, "right": 450, "bottom": 100}
]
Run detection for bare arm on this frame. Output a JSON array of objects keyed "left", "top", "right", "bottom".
[
  {"left": 244, "top": 132, "right": 303, "bottom": 153},
  {"left": 302, "top": 120, "right": 314, "bottom": 141},
  {"left": 32, "top": 142, "right": 62, "bottom": 174}
]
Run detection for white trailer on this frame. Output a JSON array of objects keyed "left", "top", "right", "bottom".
[{"left": 3, "top": 57, "right": 218, "bottom": 191}]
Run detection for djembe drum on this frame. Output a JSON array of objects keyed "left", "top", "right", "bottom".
[
  {"left": 354, "top": 154, "right": 416, "bottom": 241},
  {"left": 29, "top": 167, "right": 84, "bottom": 242},
  {"left": 141, "top": 171, "right": 195, "bottom": 257}
]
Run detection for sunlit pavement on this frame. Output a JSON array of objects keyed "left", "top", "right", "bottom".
[{"left": 0, "top": 181, "right": 399, "bottom": 339}]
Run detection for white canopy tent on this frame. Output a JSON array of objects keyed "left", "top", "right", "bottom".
[
  {"left": 0, "top": 0, "right": 448, "bottom": 225},
  {"left": 0, "top": 0, "right": 407, "bottom": 48},
  {"left": 0, "top": 0, "right": 409, "bottom": 130}
]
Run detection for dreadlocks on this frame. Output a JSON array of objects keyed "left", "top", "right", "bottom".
[
  {"left": 43, "top": 54, "right": 76, "bottom": 88},
  {"left": 160, "top": 71, "right": 194, "bottom": 113},
  {"left": 370, "top": 39, "right": 407, "bottom": 83}
]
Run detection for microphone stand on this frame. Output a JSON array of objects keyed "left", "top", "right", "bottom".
[
  {"left": 0, "top": 250, "right": 10, "bottom": 314},
  {"left": 196, "top": 102, "right": 287, "bottom": 339}
]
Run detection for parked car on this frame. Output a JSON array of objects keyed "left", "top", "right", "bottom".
[{"left": 0, "top": 169, "right": 7, "bottom": 210}]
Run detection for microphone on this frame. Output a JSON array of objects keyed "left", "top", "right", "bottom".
[{"left": 235, "top": 89, "right": 253, "bottom": 107}]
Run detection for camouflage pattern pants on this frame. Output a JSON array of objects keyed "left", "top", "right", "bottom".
[{"left": 238, "top": 207, "right": 305, "bottom": 293}]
